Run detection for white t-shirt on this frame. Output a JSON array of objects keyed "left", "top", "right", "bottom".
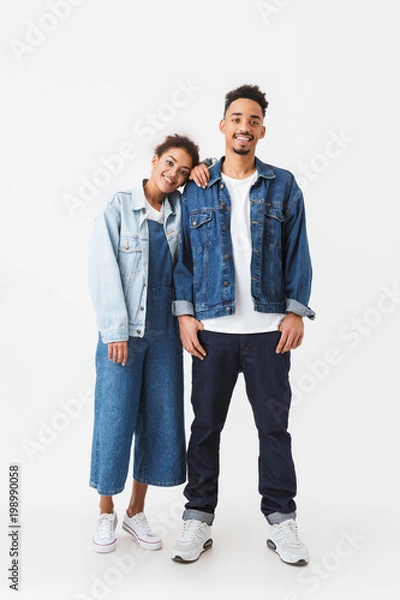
[
  {"left": 145, "top": 198, "right": 164, "bottom": 223},
  {"left": 202, "top": 171, "right": 285, "bottom": 334}
]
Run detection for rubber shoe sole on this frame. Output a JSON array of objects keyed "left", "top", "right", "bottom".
[
  {"left": 267, "top": 539, "right": 308, "bottom": 566},
  {"left": 172, "top": 538, "right": 213, "bottom": 563},
  {"left": 121, "top": 521, "right": 162, "bottom": 551},
  {"left": 92, "top": 538, "right": 116, "bottom": 553}
]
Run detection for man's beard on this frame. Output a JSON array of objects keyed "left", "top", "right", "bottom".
[{"left": 233, "top": 147, "right": 251, "bottom": 155}]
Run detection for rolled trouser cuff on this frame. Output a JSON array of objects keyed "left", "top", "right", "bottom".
[
  {"left": 266, "top": 511, "right": 297, "bottom": 525},
  {"left": 183, "top": 509, "right": 214, "bottom": 526}
]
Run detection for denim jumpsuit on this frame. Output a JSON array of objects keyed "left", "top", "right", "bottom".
[{"left": 89, "top": 219, "right": 186, "bottom": 496}]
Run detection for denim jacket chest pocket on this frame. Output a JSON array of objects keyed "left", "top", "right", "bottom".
[
  {"left": 118, "top": 235, "right": 143, "bottom": 277},
  {"left": 264, "top": 203, "right": 284, "bottom": 247},
  {"left": 189, "top": 210, "right": 214, "bottom": 252}
]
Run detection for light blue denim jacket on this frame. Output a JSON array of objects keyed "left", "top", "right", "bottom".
[
  {"left": 88, "top": 185, "right": 181, "bottom": 343},
  {"left": 172, "top": 157, "right": 315, "bottom": 321}
]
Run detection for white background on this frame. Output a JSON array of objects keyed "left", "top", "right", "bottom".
[{"left": 1, "top": 1, "right": 399, "bottom": 599}]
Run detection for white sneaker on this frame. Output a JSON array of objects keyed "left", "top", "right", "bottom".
[
  {"left": 122, "top": 512, "right": 162, "bottom": 550},
  {"left": 92, "top": 513, "right": 118, "bottom": 553},
  {"left": 171, "top": 519, "right": 213, "bottom": 562},
  {"left": 267, "top": 519, "right": 309, "bottom": 565}
]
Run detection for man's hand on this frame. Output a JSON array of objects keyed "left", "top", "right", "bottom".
[
  {"left": 178, "top": 315, "right": 206, "bottom": 359},
  {"left": 189, "top": 163, "right": 210, "bottom": 189},
  {"left": 108, "top": 341, "right": 128, "bottom": 366},
  {"left": 276, "top": 313, "right": 304, "bottom": 353}
]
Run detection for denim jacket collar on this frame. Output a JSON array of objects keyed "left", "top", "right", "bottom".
[
  {"left": 131, "top": 181, "right": 179, "bottom": 217},
  {"left": 207, "top": 156, "right": 276, "bottom": 187}
]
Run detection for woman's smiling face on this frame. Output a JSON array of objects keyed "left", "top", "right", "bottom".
[{"left": 150, "top": 147, "right": 193, "bottom": 193}]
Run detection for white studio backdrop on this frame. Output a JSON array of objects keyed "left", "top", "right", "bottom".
[{"left": 0, "top": 1, "right": 399, "bottom": 599}]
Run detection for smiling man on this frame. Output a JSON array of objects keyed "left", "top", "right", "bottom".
[{"left": 171, "top": 84, "right": 315, "bottom": 565}]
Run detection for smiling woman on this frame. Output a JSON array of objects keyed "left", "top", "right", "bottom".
[
  {"left": 145, "top": 146, "right": 193, "bottom": 210},
  {"left": 87, "top": 133, "right": 199, "bottom": 554}
]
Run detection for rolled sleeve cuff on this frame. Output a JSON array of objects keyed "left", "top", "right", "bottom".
[
  {"left": 100, "top": 328, "right": 129, "bottom": 344},
  {"left": 286, "top": 298, "right": 316, "bottom": 320},
  {"left": 172, "top": 300, "right": 195, "bottom": 317}
]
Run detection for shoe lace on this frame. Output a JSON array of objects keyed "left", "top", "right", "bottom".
[
  {"left": 180, "top": 519, "right": 204, "bottom": 543},
  {"left": 279, "top": 520, "right": 302, "bottom": 547},
  {"left": 97, "top": 514, "right": 115, "bottom": 539},
  {"left": 134, "top": 512, "right": 153, "bottom": 536}
]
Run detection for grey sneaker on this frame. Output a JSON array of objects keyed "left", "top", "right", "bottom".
[
  {"left": 92, "top": 512, "right": 118, "bottom": 553},
  {"left": 267, "top": 519, "right": 309, "bottom": 565},
  {"left": 171, "top": 519, "right": 213, "bottom": 562},
  {"left": 122, "top": 512, "right": 162, "bottom": 550}
]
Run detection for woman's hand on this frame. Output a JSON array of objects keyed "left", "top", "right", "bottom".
[
  {"left": 189, "top": 163, "right": 211, "bottom": 188},
  {"left": 108, "top": 341, "right": 128, "bottom": 366}
]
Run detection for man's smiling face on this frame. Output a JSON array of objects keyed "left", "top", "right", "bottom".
[{"left": 220, "top": 98, "right": 266, "bottom": 156}]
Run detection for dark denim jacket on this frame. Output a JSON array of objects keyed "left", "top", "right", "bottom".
[{"left": 172, "top": 157, "right": 315, "bottom": 321}]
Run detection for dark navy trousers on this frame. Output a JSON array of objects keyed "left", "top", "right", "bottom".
[{"left": 183, "top": 329, "right": 297, "bottom": 522}]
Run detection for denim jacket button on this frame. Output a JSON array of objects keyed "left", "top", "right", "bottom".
[
  {"left": 136, "top": 329, "right": 141, "bottom": 334},
  {"left": 224, "top": 281, "right": 229, "bottom": 287},
  {"left": 140, "top": 306, "right": 144, "bottom": 311},
  {"left": 226, "top": 307, "right": 231, "bottom": 313},
  {"left": 224, "top": 254, "right": 229, "bottom": 259}
]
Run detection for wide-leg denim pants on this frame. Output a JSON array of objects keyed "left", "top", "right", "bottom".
[
  {"left": 183, "top": 329, "right": 297, "bottom": 524},
  {"left": 90, "top": 221, "right": 186, "bottom": 495}
]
